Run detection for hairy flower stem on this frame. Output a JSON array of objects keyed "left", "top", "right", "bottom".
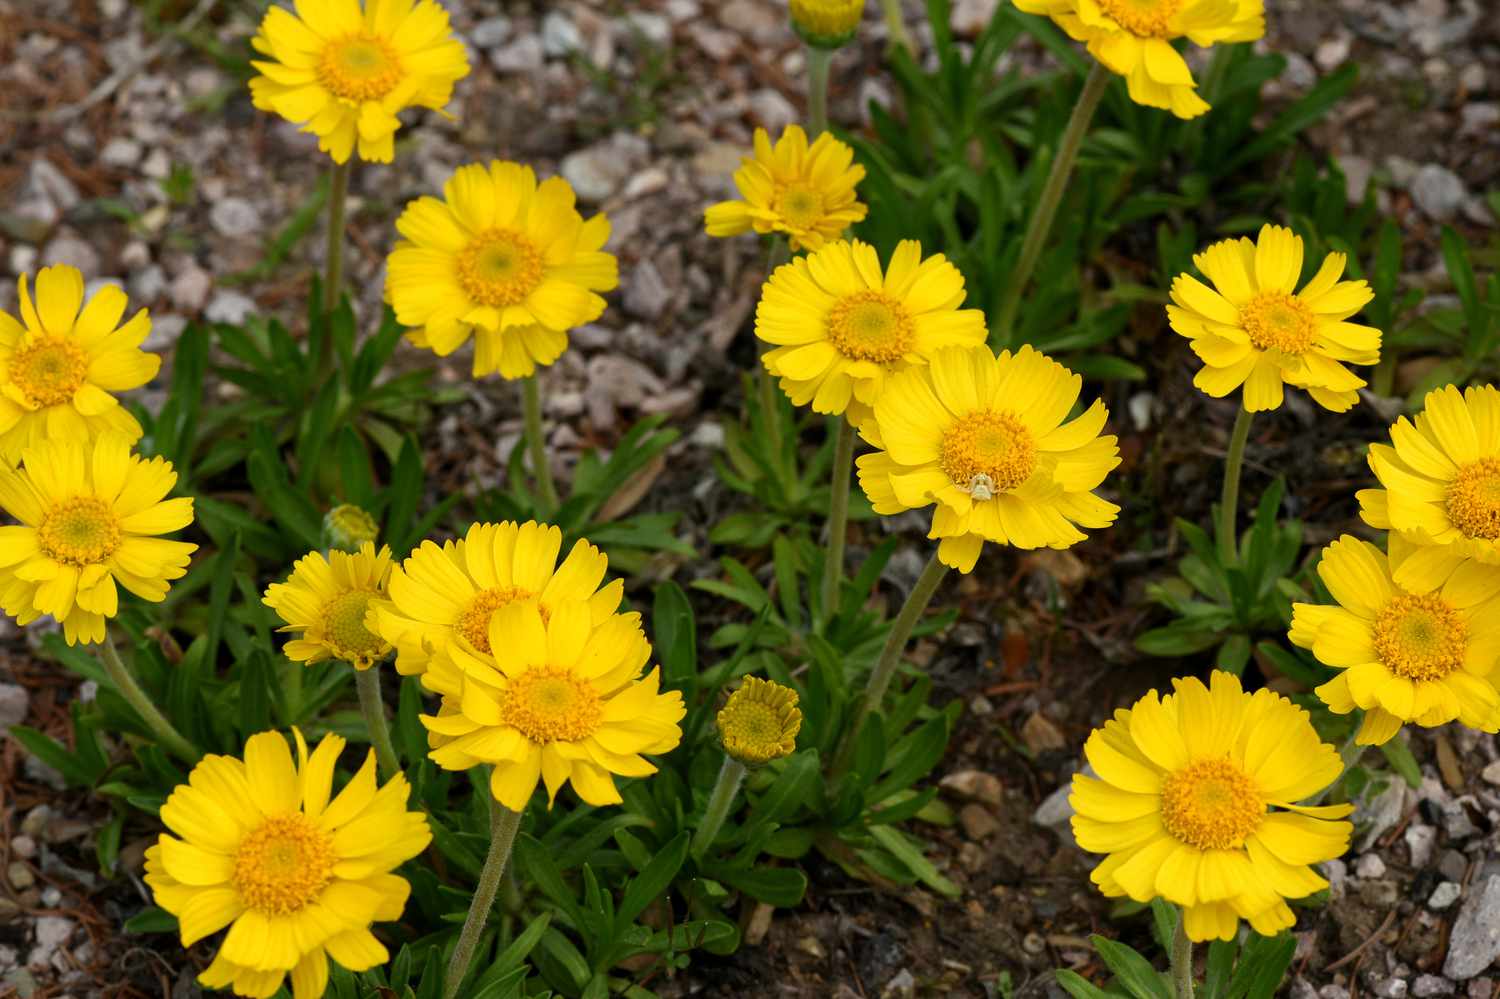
[
  {"left": 1170, "top": 907, "right": 1195, "bottom": 999},
  {"left": 878, "top": 0, "right": 916, "bottom": 55},
  {"left": 1217, "top": 406, "right": 1253, "bottom": 565},
  {"left": 821, "top": 418, "right": 856, "bottom": 624},
  {"left": 354, "top": 667, "right": 400, "bottom": 779},
  {"left": 96, "top": 634, "right": 200, "bottom": 765},
  {"left": 523, "top": 375, "right": 559, "bottom": 513},
  {"left": 806, "top": 45, "right": 832, "bottom": 137},
  {"left": 445, "top": 794, "right": 523, "bottom": 999},
  {"left": 835, "top": 552, "right": 949, "bottom": 772},
  {"left": 691, "top": 756, "right": 747, "bottom": 858},
  {"left": 317, "top": 158, "right": 352, "bottom": 381},
  {"left": 991, "top": 62, "right": 1111, "bottom": 349}
]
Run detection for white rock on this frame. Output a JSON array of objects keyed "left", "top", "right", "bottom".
[
  {"left": 99, "top": 138, "right": 142, "bottom": 169},
  {"left": 1406, "top": 823, "right": 1438, "bottom": 867},
  {"left": 623, "top": 12, "right": 672, "bottom": 47},
  {"left": 0, "top": 685, "right": 27, "bottom": 729},
  {"left": 209, "top": 197, "right": 261, "bottom": 239},
  {"left": 1413, "top": 974, "right": 1455, "bottom": 997},
  {"left": 623, "top": 260, "right": 672, "bottom": 320},
  {"left": 748, "top": 88, "right": 798, "bottom": 130},
  {"left": 470, "top": 16, "right": 512, "bottom": 47},
  {"left": 205, "top": 290, "right": 257, "bottom": 325},
  {"left": 490, "top": 35, "right": 545, "bottom": 72},
  {"left": 1315, "top": 34, "right": 1352, "bottom": 71},
  {"left": 27, "top": 916, "right": 72, "bottom": 967},
  {"left": 950, "top": 0, "right": 998, "bottom": 36},
  {"left": 541, "top": 11, "right": 582, "bottom": 56},
  {"left": 41, "top": 232, "right": 101, "bottom": 278},
  {"left": 720, "top": 0, "right": 780, "bottom": 43},
  {"left": 1412, "top": 164, "right": 1468, "bottom": 222},
  {"left": 1356, "top": 853, "right": 1387, "bottom": 879},
  {"left": 169, "top": 265, "right": 212, "bottom": 312},
  {"left": 1430, "top": 882, "right": 1463, "bottom": 910}
]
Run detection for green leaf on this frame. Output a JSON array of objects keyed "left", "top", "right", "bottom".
[
  {"left": 1215, "top": 634, "right": 1251, "bottom": 675},
  {"left": 1055, "top": 970, "right": 1119, "bottom": 999},
  {"left": 1225, "top": 933, "right": 1296, "bottom": 999},
  {"left": 870, "top": 713, "right": 951, "bottom": 802},
  {"left": 652, "top": 582, "right": 697, "bottom": 690},
  {"left": 9, "top": 726, "right": 97, "bottom": 786},
  {"left": 123, "top": 906, "right": 179, "bottom": 934},
  {"left": 711, "top": 864, "right": 807, "bottom": 907},
  {"left": 867, "top": 825, "right": 960, "bottom": 898},
  {"left": 617, "top": 832, "right": 689, "bottom": 928},
  {"left": 1135, "top": 623, "right": 1224, "bottom": 657},
  {"left": 1378, "top": 735, "right": 1422, "bottom": 789},
  {"left": 1090, "top": 936, "right": 1171, "bottom": 999}
]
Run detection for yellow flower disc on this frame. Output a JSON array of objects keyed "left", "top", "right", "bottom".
[
  {"left": 717, "top": 676, "right": 802, "bottom": 765},
  {"left": 263, "top": 543, "right": 393, "bottom": 671},
  {"left": 1158, "top": 758, "right": 1264, "bottom": 850}
]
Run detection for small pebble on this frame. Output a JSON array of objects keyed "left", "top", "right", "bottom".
[
  {"left": 8, "top": 837, "right": 34, "bottom": 860},
  {"left": 1432, "top": 881, "right": 1464, "bottom": 910},
  {"left": 1357, "top": 853, "right": 1388, "bottom": 879},
  {"left": 5, "top": 863, "right": 32, "bottom": 891}
]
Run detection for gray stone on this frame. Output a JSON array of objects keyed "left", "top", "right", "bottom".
[
  {"left": 169, "top": 265, "right": 211, "bottom": 312},
  {"left": 1445, "top": 875, "right": 1500, "bottom": 979},
  {"left": 1412, "top": 164, "right": 1469, "bottom": 223},
  {"left": 204, "top": 290, "right": 256, "bottom": 325},
  {"left": 129, "top": 264, "right": 166, "bottom": 303},
  {"left": 689, "top": 421, "right": 724, "bottom": 449},
  {"left": 0, "top": 684, "right": 27, "bottom": 729},
  {"left": 209, "top": 197, "right": 261, "bottom": 239},
  {"left": 9, "top": 837, "right": 34, "bottom": 861},
  {"left": 940, "top": 769, "right": 1003, "bottom": 806},
  {"left": 1361, "top": 879, "right": 1401, "bottom": 907},
  {"left": 720, "top": 0, "right": 780, "bottom": 43},
  {"left": 6, "top": 862, "right": 32, "bottom": 891},
  {"left": 541, "top": 11, "right": 583, "bottom": 56},
  {"left": 950, "top": 0, "right": 997, "bottom": 36},
  {"left": 747, "top": 88, "right": 798, "bottom": 130},
  {"left": 623, "top": 260, "right": 672, "bottom": 321},
  {"left": 27, "top": 916, "right": 72, "bottom": 967},
  {"left": 490, "top": 34, "right": 545, "bottom": 72},
  {"left": 19, "top": 807, "right": 49, "bottom": 840},
  {"left": 1414, "top": 975, "right": 1456, "bottom": 997},
  {"left": 1357, "top": 853, "right": 1388, "bottom": 879},
  {"left": 560, "top": 134, "right": 649, "bottom": 203},
  {"left": 1315, "top": 34, "right": 1352, "bottom": 70},
  {"left": 40, "top": 232, "right": 100, "bottom": 278},
  {"left": 1373, "top": 979, "right": 1409, "bottom": 999},
  {"left": 99, "top": 138, "right": 142, "bottom": 169},
  {"left": 470, "top": 16, "right": 512, "bottom": 47},
  {"left": 1433, "top": 882, "right": 1464, "bottom": 910},
  {"left": 623, "top": 12, "right": 672, "bottom": 47},
  {"left": 1408, "top": 823, "right": 1439, "bottom": 866},
  {"left": 1320, "top": 989, "right": 1351, "bottom": 999},
  {"left": 26, "top": 159, "right": 81, "bottom": 216}
]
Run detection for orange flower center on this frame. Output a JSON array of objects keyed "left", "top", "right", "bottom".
[
  {"left": 1159, "top": 758, "right": 1264, "bottom": 850},
  {"left": 825, "top": 291, "right": 914, "bottom": 364},
  {"left": 1373, "top": 592, "right": 1467, "bottom": 682},
  {"left": 1446, "top": 458, "right": 1500, "bottom": 541},
  {"left": 1240, "top": 292, "right": 1319, "bottom": 355},
  {"left": 457, "top": 229, "right": 545, "bottom": 308},
  {"left": 939, "top": 409, "right": 1037, "bottom": 497},
  {"left": 317, "top": 34, "right": 404, "bottom": 102},
  {"left": 233, "top": 814, "right": 335, "bottom": 915},
  {"left": 39, "top": 497, "right": 121, "bottom": 567},
  {"left": 456, "top": 586, "right": 535, "bottom": 654},
  {"left": 500, "top": 668, "right": 603, "bottom": 743},
  {"left": 774, "top": 183, "right": 827, "bottom": 229},
  {"left": 321, "top": 590, "right": 385, "bottom": 660},
  {"left": 1095, "top": 0, "right": 1183, "bottom": 38},
  {"left": 10, "top": 338, "right": 88, "bottom": 408}
]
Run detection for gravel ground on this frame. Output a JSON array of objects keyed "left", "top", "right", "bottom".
[{"left": 1, "top": 0, "right": 1499, "bottom": 996}]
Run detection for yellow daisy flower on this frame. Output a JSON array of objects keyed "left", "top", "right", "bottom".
[
  {"left": 247, "top": 0, "right": 469, "bottom": 164},
  {"left": 0, "top": 265, "right": 159, "bottom": 464},
  {"left": 0, "top": 433, "right": 195, "bottom": 646},
  {"left": 263, "top": 542, "right": 393, "bottom": 671},
  {"left": 1359, "top": 385, "right": 1500, "bottom": 586},
  {"left": 421, "top": 600, "right": 685, "bottom": 811},
  {"left": 1290, "top": 534, "right": 1500, "bottom": 746},
  {"left": 386, "top": 161, "right": 618, "bottom": 379},
  {"left": 856, "top": 344, "right": 1120, "bottom": 573},
  {"left": 789, "top": 0, "right": 866, "bottom": 47},
  {"left": 755, "top": 239, "right": 987, "bottom": 425},
  {"left": 1011, "top": 0, "right": 1264, "bottom": 118},
  {"left": 145, "top": 729, "right": 431, "bottom": 999},
  {"left": 704, "top": 125, "right": 867, "bottom": 252},
  {"left": 717, "top": 677, "right": 802, "bottom": 765},
  {"left": 1168, "top": 224, "right": 1381, "bottom": 413},
  {"left": 1072, "top": 671, "right": 1353, "bottom": 942},
  {"left": 370, "top": 520, "right": 624, "bottom": 677}
]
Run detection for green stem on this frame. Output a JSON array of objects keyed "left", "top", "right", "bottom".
[
  {"left": 1217, "top": 406, "right": 1253, "bottom": 566},
  {"left": 354, "top": 667, "right": 399, "bottom": 779},
  {"left": 317, "top": 158, "right": 351, "bottom": 379},
  {"left": 284, "top": 658, "right": 304, "bottom": 724},
  {"left": 1371, "top": 353, "right": 1396, "bottom": 398},
  {"left": 836, "top": 552, "right": 950, "bottom": 771},
  {"left": 522, "top": 375, "right": 558, "bottom": 513},
  {"left": 1310, "top": 722, "right": 1368, "bottom": 806},
  {"left": 877, "top": 0, "right": 915, "bottom": 55},
  {"left": 444, "top": 793, "right": 523, "bottom": 999},
  {"left": 806, "top": 45, "right": 832, "bottom": 137},
  {"left": 96, "top": 634, "right": 200, "bottom": 765},
  {"left": 991, "top": 62, "right": 1111, "bottom": 349},
  {"left": 821, "top": 418, "right": 856, "bottom": 623},
  {"left": 691, "top": 756, "right": 747, "bottom": 857},
  {"left": 1170, "top": 907, "right": 1195, "bottom": 999},
  {"left": 757, "top": 239, "right": 793, "bottom": 483}
]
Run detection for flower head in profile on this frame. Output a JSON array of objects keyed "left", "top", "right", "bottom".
[
  {"left": 1072, "top": 671, "right": 1353, "bottom": 942},
  {"left": 789, "top": 0, "right": 867, "bottom": 49},
  {"left": 704, "top": 126, "right": 867, "bottom": 252},
  {"left": 1168, "top": 225, "right": 1380, "bottom": 413},
  {"left": 0, "top": 265, "right": 159, "bottom": 464},
  {"left": 1359, "top": 385, "right": 1500, "bottom": 579},
  {"left": 145, "top": 729, "right": 431, "bottom": 999},
  {"left": 370, "top": 520, "right": 623, "bottom": 677},
  {"left": 857, "top": 345, "right": 1120, "bottom": 573},
  {"left": 755, "top": 239, "right": 986, "bottom": 425},
  {"left": 421, "top": 600, "right": 685, "bottom": 811},
  {"left": 386, "top": 161, "right": 617, "bottom": 379},
  {"left": 248, "top": 0, "right": 470, "bottom": 164},
  {"left": 0, "top": 433, "right": 195, "bottom": 645},
  {"left": 1290, "top": 535, "right": 1500, "bottom": 746},
  {"left": 718, "top": 677, "right": 802, "bottom": 765},
  {"left": 263, "top": 543, "right": 393, "bottom": 671},
  {"left": 1012, "top": 0, "right": 1264, "bottom": 118}
]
